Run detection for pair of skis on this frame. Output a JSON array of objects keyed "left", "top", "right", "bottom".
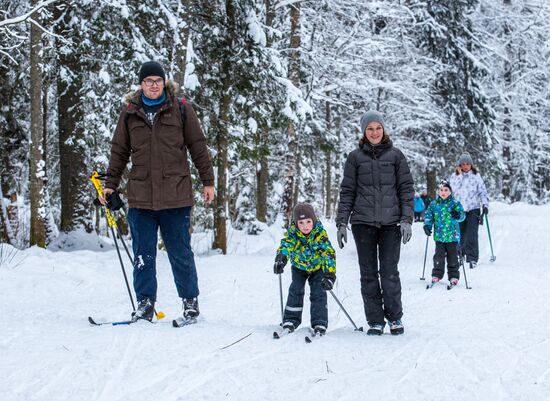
[
  {"left": 426, "top": 280, "right": 458, "bottom": 290},
  {"left": 88, "top": 315, "right": 197, "bottom": 328},
  {"left": 272, "top": 327, "right": 325, "bottom": 343}
]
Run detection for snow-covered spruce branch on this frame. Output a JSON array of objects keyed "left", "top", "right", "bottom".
[
  {"left": 0, "top": 0, "right": 59, "bottom": 28},
  {"left": 274, "top": 0, "right": 315, "bottom": 11}
]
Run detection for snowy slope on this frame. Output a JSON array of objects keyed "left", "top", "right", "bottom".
[{"left": 1, "top": 202, "right": 549, "bottom": 401}]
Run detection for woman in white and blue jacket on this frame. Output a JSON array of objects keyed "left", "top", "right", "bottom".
[{"left": 449, "top": 153, "right": 489, "bottom": 269}]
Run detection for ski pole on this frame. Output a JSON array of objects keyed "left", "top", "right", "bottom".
[
  {"left": 461, "top": 254, "right": 472, "bottom": 290},
  {"left": 485, "top": 214, "right": 496, "bottom": 262},
  {"left": 329, "top": 290, "right": 363, "bottom": 331},
  {"left": 109, "top": 226, "right": 136, "bottom": 311},
  {"left": 89, "top": 171, "right": 170, "bottom": 319},
  {"left": 420, "top": 235, "right": 429, "bottom": 280},
  {"left": 278, "top": 273, "right": 284, "bottom": 323}
]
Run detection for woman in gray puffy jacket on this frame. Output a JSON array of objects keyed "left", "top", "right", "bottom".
[{"left": 336, "top": 110, "right": 414, "bottom": 336}]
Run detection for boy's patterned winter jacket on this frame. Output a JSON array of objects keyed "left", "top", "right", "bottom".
[
  {"left": 423, "top": 195, "right": 466, "bottom": 243},
  {"left": 277, "top": 221, "right": 336, "bottom": 274},
  {"left": 449, "top": 171, "right": 489, "bottom": 212}
]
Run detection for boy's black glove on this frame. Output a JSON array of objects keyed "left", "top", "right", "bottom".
[
  {"left": 321, "top": 272, "right": 336, "bottom": 291},
  {"left": 423, "top": 225, "right": 432, "bottom": 236},
  {"left": 482, "top": 205, "right": 489, "bottom": 215},
  {"left": 337, "top": 224, "right": 347, "bottom": 249},
  {"left": 273, "top": 252, "right": 287, "bottom": 274},
  {"left": 450, "top": 210, "right": 461, "bottom": 220}
]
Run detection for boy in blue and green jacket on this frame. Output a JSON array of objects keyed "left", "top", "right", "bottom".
[
  {"left": 273, "top": 203, "right": 336, "bottom": 335},
  {"left": 423, "top": 180, "right": 465, "bottom": 285}
]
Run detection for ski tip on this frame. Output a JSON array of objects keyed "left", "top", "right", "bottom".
[
  {"left": 273, "top": 331, "right": 280, "bottom": 339},
  {"left": 88, "top": 316, "right": 98, "bottom": 325},
  {"left": 305, "top": 336, "right": 312, "bottom": 343},
  {"left": 172, "top": 319, "right": 179, "bottom": 328}
]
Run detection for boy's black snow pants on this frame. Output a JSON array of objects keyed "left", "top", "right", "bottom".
[
  {"left": 432, "top": 241, "right": 460, "bottom": 281},
  {"left": 283, "top": 267, "right": 328, "bottom": 328},
  {"left": 351, "top": 224, "right": 403, "bottom": 326}
]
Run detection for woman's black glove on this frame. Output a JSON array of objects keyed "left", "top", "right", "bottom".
[
  {"left": 273, "top": 252, "right": 287, "bottom": 274},
  {"left": 337, "top": 224, "right": 348, "bottom": 249},
  {"left": 400, "top": 222, "right": 412, "bottom": 244}
]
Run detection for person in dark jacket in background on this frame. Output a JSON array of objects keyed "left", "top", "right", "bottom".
[{"left": 336, "top": 110, "right": 414, "bottom": 336}]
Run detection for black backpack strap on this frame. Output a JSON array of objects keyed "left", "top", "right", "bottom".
[{"left": 178, "top": 97, "right": 187, "bottom": 127}]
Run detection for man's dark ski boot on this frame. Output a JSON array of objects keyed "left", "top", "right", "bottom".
[
  {"left": 131, "top": 298, "right": 154, "bottom": 322},
  {"left": 183, "top": 298, "right": 200, "bottom": 318}
]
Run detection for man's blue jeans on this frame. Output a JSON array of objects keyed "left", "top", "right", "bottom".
[{"left": 127, "top": 207, "right": 199, "bottom": 302}]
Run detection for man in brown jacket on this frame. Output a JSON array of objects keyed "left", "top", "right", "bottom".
[{"left": 101, "top": 61, "right": 214, "bottom": 322}]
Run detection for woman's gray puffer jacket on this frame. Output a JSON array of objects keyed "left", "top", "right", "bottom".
[{"left": 336, "top": 140, "right": 414, "bottom": 227}]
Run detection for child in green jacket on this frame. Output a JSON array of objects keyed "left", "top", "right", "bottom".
[
  {"left": 273, "top": 203, "right": 336, "bottom": 335},
  {"left": 423, "top": 180, "right": 466, "bottom": 286}
]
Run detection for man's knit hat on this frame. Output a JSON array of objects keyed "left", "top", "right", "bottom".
[
  {"left": 360, "top": 110, "right": 385, "bottom": 134},
  {"left": 457, "top": 153, "right": 474, "bottom": 166},
  {"left": 138, "top": 61, "right": 166, "bottom": 82},
  {"left": 438, "top": 179, "right": 452, "bottom": 193},
  {"left": 292, "top": 203, "right": 317, "bottom": 224}
]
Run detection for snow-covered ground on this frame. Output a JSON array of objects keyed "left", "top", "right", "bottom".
[{"left": 1, "top": 202, "right": 549, "bottom": 401}]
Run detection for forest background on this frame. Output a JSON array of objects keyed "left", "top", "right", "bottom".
[{"left": 1, "top": 0, "right": 549, "bottom": 253}]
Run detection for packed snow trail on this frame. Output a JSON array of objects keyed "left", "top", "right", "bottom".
[{"left": 1, "top": 202, "right": 549, "bottom": 401}]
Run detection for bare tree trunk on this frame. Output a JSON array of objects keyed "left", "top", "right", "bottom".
[
  {"left": 426, "top": 168, "right": 437, "bottom": 200},
  {"left": 0, "top": 197, "right": 12, "bottom": 243},
  {"left": 256, "top": 141, "right": 268, "bottom": 222},
  {"left": 213, "top": 118, "right": 228, "bottom": 254},
  {"left": 501, "top": 0, "right": 513, "bottom": 199},
  {"left": 281, "top": 2, "right": 301, "bottom": 226},
  {"left": 255, "top": 0, "right": 275, "bottom": 223},
  {"left": 55, "top": 2, "right": 91, "bottom": 233},
  {"left": 324, "top": 99, "right": 332, "bottom": 218},
  {"left": 29, "top": 0, "right": 47, "bottom": 247},
  {"left": 212, "top": 0, "right": 237, "bottom": 254},
  {"left": 173, "top": 0, "right": 192, "bottom": 89}
]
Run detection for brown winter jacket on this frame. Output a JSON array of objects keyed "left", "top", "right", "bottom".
[{"left": 105, "top": 80, "right": 214, "bottom": 210}]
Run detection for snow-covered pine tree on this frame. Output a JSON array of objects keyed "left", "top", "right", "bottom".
[{"left": 410, "top": 0, "right": 498, "bottom": 186}]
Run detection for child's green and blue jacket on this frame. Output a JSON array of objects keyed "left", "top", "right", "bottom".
[
  {"left": 277, "top": 221, "right": 336, "bottom": 273},
  {"left": 423, "top": 195, "right": 466, "bottom": 243}
]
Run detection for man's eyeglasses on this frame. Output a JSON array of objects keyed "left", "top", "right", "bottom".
[{"left": 142, "top": 79, "right": 164, "bottom": 87}]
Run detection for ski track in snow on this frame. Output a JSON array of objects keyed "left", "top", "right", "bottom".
[{"left": 1, "top": 202, "right": 549, "bottom": 401}]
